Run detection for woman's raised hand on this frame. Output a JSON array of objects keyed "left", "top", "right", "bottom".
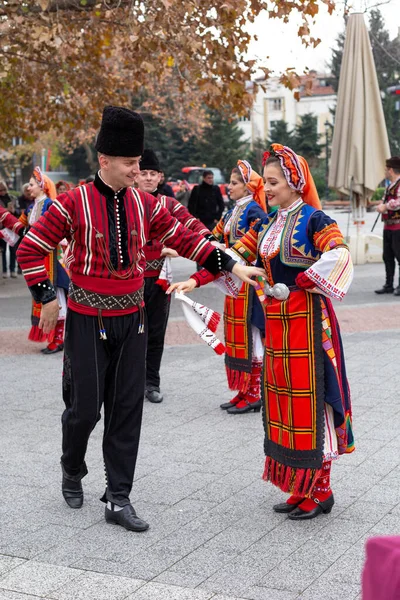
[
  {"left": 166, "top": 278, "right": 197, "bottom": 295},
  {"left": 232, "top": 263, "right": 266, "bottom": 287}
]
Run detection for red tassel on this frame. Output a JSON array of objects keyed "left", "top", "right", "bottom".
[
  {"left": 226, "top": 366, "right": 250, "bottom": 392},
  {"left": 155, "top": 278, "right": 169, "bottom": 291},
  {"left": 28, "top": 325, "right": 48, "bottom": 343},
  {"left": 214, "top": 342, "right": 226, "bottom": 355},
  {"left": 207, "top": 311, "right": 220, "bottom": 333}
]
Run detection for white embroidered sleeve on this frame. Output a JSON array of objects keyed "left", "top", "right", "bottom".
[
  {"left": 212, "top": 247, "right": 244, "bottom": 297},
  {"left": 303, "top": 247, "right": 354, "bottom": 301}
]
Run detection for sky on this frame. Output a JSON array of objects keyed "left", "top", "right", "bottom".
[{"left": 248, "top": 0, "right": 400, "bottom": 75}]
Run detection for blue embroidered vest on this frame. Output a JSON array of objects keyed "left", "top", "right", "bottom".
[{"left": 258, "top": 203, "right": 321, "bottom": 269}]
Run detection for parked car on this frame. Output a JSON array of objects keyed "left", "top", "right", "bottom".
[{"left": 168, "top": 167, "right": 229, "bottom": 203}]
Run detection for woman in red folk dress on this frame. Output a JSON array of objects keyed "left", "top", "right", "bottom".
[
  {"left": 206, "top": 160, "right": 268, "bottom": 414},
  {"left": 19, "top": 167, "right": 70, "bottom": 354},
  {"left": 168, "top": 144, "right": 355, "bottom": 520}
]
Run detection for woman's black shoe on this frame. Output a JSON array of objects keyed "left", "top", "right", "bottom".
[
  {"left": 41, "top": 343, "right": 64, "bottom": 355},
  {"left": 273, "top": 499, "right": 303, "bottom": 513},
  {"left": 227, "top": 400, "right": 261, "bottom": 414},
  {"left": 288, "top": 494, "right": 334, "bottom": 520}
]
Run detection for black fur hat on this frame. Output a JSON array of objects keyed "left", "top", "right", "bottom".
[
  {"left": 140, "top": 148, "right": 161, "bottom": 172},
  {"left": 95, "top": 106, "right": 144, "bottom": 157}
]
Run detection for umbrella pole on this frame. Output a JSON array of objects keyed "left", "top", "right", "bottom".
[{"left": 371, "top": 213, "right": 380, "bottom": 232}]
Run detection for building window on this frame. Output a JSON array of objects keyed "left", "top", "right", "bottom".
[
  {"left": 238, "top": 111, "right": 251, "bottom": 122},
  {"left": 269, "top": 98, "right": 283, "bottom": 111}
]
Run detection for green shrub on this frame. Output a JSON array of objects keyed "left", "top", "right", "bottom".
[{"left": 371, "top": 187, "right": 385, "bottom": 202}]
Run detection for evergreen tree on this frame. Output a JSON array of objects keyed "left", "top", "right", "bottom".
[
  {"left": 192, "top": 111, "right": 249, "bottom": 179},
  {"left": 329, "top": 30, "right": 345, "bottom": 92},
  {"left": 368, "top": 8, "right": 400, "bottom": 155},
  {"left": 246, "top": 137, "right": 268, "bottom": 173},
  {"left": 328, "top": 9, "right": 400, "bottom": 154},
  {"left": 292, "top": 113, "right": 321, "bottom": 165},
  {"left": 268, "top": 120, "right": 295, "bottom": 148},
  {"left": 59, "top": 143, "right": 95, "bottom": 181}
]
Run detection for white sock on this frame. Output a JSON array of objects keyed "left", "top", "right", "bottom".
[{"left": 107, "top": 501, "right": 124, "bottom": 512}]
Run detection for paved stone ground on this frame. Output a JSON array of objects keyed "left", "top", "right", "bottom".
[{"left": 1, "top": 210, "right": 399, "bottom": 599}]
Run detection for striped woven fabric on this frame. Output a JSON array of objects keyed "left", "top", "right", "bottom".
[
  {"left": 224, "top": 282, "right": 253, "bottom": 391},
  {"left": 261, "top": 290, "right": 326, "bottom": 496}
]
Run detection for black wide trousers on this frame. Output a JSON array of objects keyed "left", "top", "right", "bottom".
[
  {"left": 383, "top": 228, "right": 400, "bottom": 286},
  {"left": 61, "top": 309, "right": 147, "bottom": 506},
  {"left": 144, "top": 276, "right": 171, "bottom": 391}
]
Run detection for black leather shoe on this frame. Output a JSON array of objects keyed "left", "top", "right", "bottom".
[
  {"left": 62, "top": 475, "right": 83, "bottom": 509},
  {"left": 220, "top": 401, "right": 236, "bottom": 410},
  {"left": 375, "top": 285, "right": 394, "bottom": 294},
  {"left": 227, "top": 400, "right": 261, "bottom": 414},
  {"left": 105, "top": 504, "right": 149, "bottom": 532},
  {"left": 273, "top": 499, "right": 303, "bottom": 513},
  {"left": 288, "top": 494, "right": 334, "bottom": 520},
  {"left": 41, "top": 343, "right": 64, "bottom": 355},
  {"left": 146, "top": 389, "right": 163, "bottom": 403},
  {"left": 221, "top": 393, "right": 242, "bottom": 410},
  {"left": 394, "top": 286, "right": 400, "bottom": 296}
]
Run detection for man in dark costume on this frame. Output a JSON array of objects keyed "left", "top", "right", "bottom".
[
  {"left": 137, "top": 149, "right": 210, "bottom": 403},
  {"left": 17, "top": 107, "right": 262, "bottom": 531}
]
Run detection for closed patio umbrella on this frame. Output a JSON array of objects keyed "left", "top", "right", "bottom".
[{"left": 328, "top": 12, "right": 390, "bottom": 231}]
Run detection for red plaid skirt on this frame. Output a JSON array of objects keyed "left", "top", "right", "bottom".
[
  {"left": 223, "top": 282, "right": 253, "bottom": 392},
  {"left": 261, "top": 290, "right": 326, "bottom": 496}
]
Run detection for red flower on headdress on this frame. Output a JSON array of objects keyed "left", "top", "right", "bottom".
[{"left": 262, "top": 151, "right": 271, "bottom": 167}]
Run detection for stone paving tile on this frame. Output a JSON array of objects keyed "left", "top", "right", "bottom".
[
  {"left": 0, "top": 561, "right": 83, "bottom": 596},
  {"left": 258, "top": 555, "right": 333, "bottom": 594},
  {"left": 197, "top": 544, "right": 288, "bottom": 597},
  {"left": 0, "top": 556, "right": 26, "bottom": 578},
  {"left": 298, "top": 580, "right": 361, "bottom": 600},
  {"left": 153, "top": 570, "right": 206, "bottom": 589},
  {"left": 125, "top": 582, "right": 214, "bottom": 599},
  {"left": 238, "top": 588, "right": 300, "bottom": 600},
  {"left": 48, "top": 572, "right": 145, "bottom": 600},
  {"left": 0, "top": 592, "right": 51, "bottom": 600},
  {"left": 0, "top": 524, "right": 81, "bottom": 560}
]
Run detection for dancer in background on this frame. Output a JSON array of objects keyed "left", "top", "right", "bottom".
[
  {"left": 168, "top": 144, "right": 355, "bottom": 520},
  {"left": 20, "top": 167, "right": 69, "bottom": 354},
  {"left": 136, "top": 149, "right": 211, "bottom": 403},
  {"left": 199, "top": 160, "right": 267, "bottom": 414}
]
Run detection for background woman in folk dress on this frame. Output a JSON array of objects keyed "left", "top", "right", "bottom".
[
  {"left": 19, "top": 167, "right": 69, "bottom": 354},
  {"left": 168, "top": 144, "right": 355, "bottom": 520},
  {"left": 202, "top": 160, "right": 267, "bottom": 414}
]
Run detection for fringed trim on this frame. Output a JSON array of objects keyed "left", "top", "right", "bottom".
[
  {"left": 205, "top": 310, "right": 220, "bottom": 333},
  {"left": 155, "top": 278, "right": 169, "bottom": 292},
  {"left": 28, "top": 325, "right": 48, "bottom": 343},
  {"left": 214, "top": 341, "right": 225, "bottom": 356},
  {"left": 226, "top": 366, "right": 250, "bottom": 392},
  {"left": 262, "top": 456, "right": 323, "bottom": 497}
]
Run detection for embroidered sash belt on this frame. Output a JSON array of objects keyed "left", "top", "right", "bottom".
[
  {"left": 68, "top": 282, "right": 144, "bottom": 311},
  {"left": 146, "top": 258, "right": 164, "bottom": 272}
]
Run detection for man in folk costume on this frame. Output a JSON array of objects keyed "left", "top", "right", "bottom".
[
  {"left": 17, "top": 106, "right": 263, "bottom": 532},
  {"left": 168, "top": 144, "right": 355, "bottom": 520},
  {"left": 20, "top": 168, "right": 69, "bottom": 354},
  {"left": 136, "top": 148, "right": 211, "bottom": 403},
  {"left": 375, "top": 156, "right": 400, "bottom": 296},
  {"left": 195, "top": 160, "right": 268, "bottom": 414}
]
